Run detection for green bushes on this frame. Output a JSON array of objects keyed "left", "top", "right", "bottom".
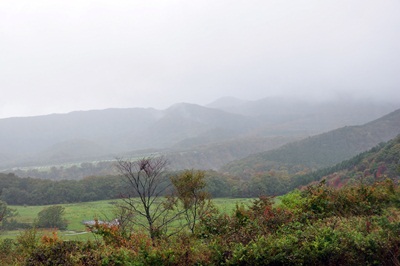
[
  {"left": 216, "top": 214, "right": 400, "bottom": 265},
  {"left": 198, "top": 180, "right": 400, "bottom": 265}
]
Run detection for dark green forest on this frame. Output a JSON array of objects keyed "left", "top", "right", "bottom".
[{"left": 0, "top": 174, "right": 124, "bottom": 205}]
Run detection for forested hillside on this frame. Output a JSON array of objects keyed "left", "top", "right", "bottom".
[
  {"left": 293, "top": 134, "right": 400, "bottom": 189},
  {"left": 165, "top": 135, "right": 302, "bottom": 170},
  {"left": 222, "top": 108, "right": 400, "bottom": 179}
]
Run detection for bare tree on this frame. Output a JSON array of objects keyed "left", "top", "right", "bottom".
[{"left": 116, "top": 157, "right": 183, "bottom": 240}]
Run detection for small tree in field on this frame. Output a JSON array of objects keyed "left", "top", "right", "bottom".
[
  {"left": 116, "top": 157, "right": 183, "bottom": 240},
  {"left": 171, "top": 170, "right": 212, "bottom": 234},
  {"left": 36, "top": 205, "right": 67, "bottom": 230}
]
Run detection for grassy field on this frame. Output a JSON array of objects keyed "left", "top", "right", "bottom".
[{"left": 1, "top": 198, "right": 254, "bottom": 241}]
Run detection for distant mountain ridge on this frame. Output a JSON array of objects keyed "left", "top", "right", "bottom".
[
  {"left": 0, "top": 103, "right": 265, "bottom": 169},
  {"left": 0, "top": 97, "right": 398, "bottom": 171}
]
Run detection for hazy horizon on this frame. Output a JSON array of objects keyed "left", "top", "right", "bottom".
[{"left": 1, "top": 0, "right": 400, "bottom": 119}]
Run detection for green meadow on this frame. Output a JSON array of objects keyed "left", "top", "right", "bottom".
[{"left": 1, "top": 198, "right": 254, "bottom": 241}]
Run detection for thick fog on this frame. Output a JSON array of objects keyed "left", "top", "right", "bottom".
[{"left": 1, "top": 0, "right": 400, "bottom": 118}]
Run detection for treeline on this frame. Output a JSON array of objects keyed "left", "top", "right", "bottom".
[
  {"left": 10, "top": 161, "right": 116, "bottom": 180},
  {"left": 0, "top": 169, "right": 291, "bottom": 206},
  {"left": 0, "top": 166, "right": 351, "bottom": 206},
  {"left": 0, "top": 171, "right": 236, "bottom": 205},
  {"left": 0, "top": 169, "right": 288, "bottom": 205},
  {"left": 0, "top": 173, "right": 126, "bottom": 205}
]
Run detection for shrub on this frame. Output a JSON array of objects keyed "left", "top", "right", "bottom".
[{"left": 16, "top": 227, "right": 40, "bottom": 255}]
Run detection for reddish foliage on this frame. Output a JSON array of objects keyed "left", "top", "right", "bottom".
[
  {"left": 41, "top": 230, "right": 60, "bottom": 245},
  {"left": 375, "top": 164, "right": 387, "bottom": 178},
  {"left": 87, "top": 219, "right": 151, "bottom": 249}
]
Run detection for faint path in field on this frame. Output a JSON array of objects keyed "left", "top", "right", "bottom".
[{"left": 64, "top": 231, "right": 89, "bottom": 236}]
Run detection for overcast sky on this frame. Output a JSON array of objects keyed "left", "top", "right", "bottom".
[{"left": 1, "top": 0, "right": 400, "bottom": 118}]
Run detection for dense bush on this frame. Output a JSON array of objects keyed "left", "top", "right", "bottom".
[{"left": 197, "top": 180, "right": 400, "bottom": 265}]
